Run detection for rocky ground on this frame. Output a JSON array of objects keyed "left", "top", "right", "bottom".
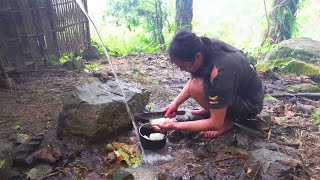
[{"left": 0, "top": 54, "right": 319, "bottom": 179}]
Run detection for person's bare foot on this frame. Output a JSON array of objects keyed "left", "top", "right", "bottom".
[
  {"left": 201, "top": 119, "right": 233, "bottom": 138},
  {"left": 192, "top": 108, "right": 209, "bottom": 116}
]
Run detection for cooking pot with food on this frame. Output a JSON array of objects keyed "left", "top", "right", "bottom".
[{"left": 139, "top": 123, "right": 168, "bottom": 151}]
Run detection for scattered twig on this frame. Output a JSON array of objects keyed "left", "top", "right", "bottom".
[
  {"left": 18, "top": 125, "right": 30, "bottom": 134},
  {"left": 0, "top": 120, "right": 10, "bottom": 125},
  {"left": 267, "top": 130, "right": 271, "bottom": 140},
  {"left": 234, "top": 123, "right": 301, "bottom": 148},
  {"left": 299, "top": 97, "right": 320, "bottom": 107},
  {"left": 39, "top": 171, "right": 60, "bottom": 179},
  {"left": 264, "top": 83, "right": 285, "bottom": 91},
  {"left": 214, "top": 157, "right": 237, "bottom": 163},
  {"left": 252, "top": 163, "right": 262, "bottom": 180},
  {"left": 271, "top": 93, "right": 320, "bottom": 98},
  {"left": 295, "top": 93, "right": 320, "bottom": 97},
  {"left": 56, "top": 167, "right": 76, "bottom": 178},
  {"left": 234, "top": 123, "right": 268, "bottom": 139},
  {"left": 211, "top": 162, "right": 230, "bottom": 173},
  {"left": 18, "top": 69, "right": 67, "bottom": 73},
  {"left": 270, "top": 138, "right": 301, "bottom": 148}
]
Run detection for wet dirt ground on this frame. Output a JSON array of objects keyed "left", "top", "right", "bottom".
[
  {"left": 1, "top": 54, "right": 319, "bottom": 179},
  {"left": 0, "top": 70, "right": 87, "bottom": 140}
]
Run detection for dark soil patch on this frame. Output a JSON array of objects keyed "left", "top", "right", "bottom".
[{"left": 0, "top": 70, "right": 87, "bottom": 140}]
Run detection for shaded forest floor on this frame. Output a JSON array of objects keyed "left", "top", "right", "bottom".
[{"left": 0, "top": 54, "right": 319, "bottom": 179}]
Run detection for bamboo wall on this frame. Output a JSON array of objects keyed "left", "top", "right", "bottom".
[{"left": 0, "top": 0, "right": 89, "bottom": 72}]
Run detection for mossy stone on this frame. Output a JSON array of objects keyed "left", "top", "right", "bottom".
[
  {"left": 290, "top": 83, "right": 320, "bottom": 93},
  {"left": 264, "top": 38, "right": 320, "bottom": 65},
  {"left": 0, "top": 140, "right": 12, "bottom": 180}
]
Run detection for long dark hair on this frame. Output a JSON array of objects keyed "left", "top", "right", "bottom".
[{"left": 168, "top": 30, "right": 236, "bottom": 77}]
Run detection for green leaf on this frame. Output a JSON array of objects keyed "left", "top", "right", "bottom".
[
  {"left": 311, "top": 110, "right": 320, "bottom": 125},
  {"left": 311, "top": 119, "right": 320, "bottom": 125},
  {"left": 49, "top": 56, "right": 59, "bottom": 64},
  {"left": 116, "top": 148, "right": 141, "bottom": 168},
  {"left": 132, "top": 69, "right": 143, "bottom": 76},
  {"left": 12, "top": 124, "right": 21, "bottom": 131},
  {"left": 109, "top": 143, "right": 142, "bottom": 168},
  {"left": 85, "top": 63, "right": 99, "bottom": 71}
]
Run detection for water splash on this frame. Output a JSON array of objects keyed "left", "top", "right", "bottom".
[
  {"left": 74, "top": 0, "right": 146, "bottom": 158},
  {"left": 143, "top": 154, "right": 173, "bottom": 165}
]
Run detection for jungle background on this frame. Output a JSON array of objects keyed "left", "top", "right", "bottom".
[
  {"left": 88, "top": 0, "right": 320, "bottom": 57},
  {"left": 1, "top": 0, "right": 320, "bottom": 179}
]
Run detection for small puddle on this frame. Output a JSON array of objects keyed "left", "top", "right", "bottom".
[
  {"left": 142, "top": 153, "right": 173, "bottom": 164},
  {"left": 126, "top": 144, "right": 195, "bottom": 179}
]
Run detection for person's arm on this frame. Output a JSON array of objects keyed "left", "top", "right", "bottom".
[
  {"left": 172, "top": 79, "right": 192, "bottom": 106},
  {"left": 154, "top": 107, "right": 227, "bottom": 132},
  {"left": 164, "top": 63, "right": 235, "bottom": 131},
  {"left": 174, "top": 107, "right": 226, "bottom": 131},
  {"left": 164, "top": 79, "right": 192, "bottom": 117}
]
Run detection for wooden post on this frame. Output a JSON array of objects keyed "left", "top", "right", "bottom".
[
  {"left": 83, "top": 0, "right": 91, "bottom": 48},
  {"left": 0, "top": 58, "right": 9, "bottom": 79},
  {"left": 30, "top": 0, "right": 48, "bottom": 66},
  {"left": 8, "top": 0, "right": 28, "bottom": 71},
  {"left": 45, "top": 0, "right": 59, "bottom": 56},
  {"left": 0, "top": 57, "right": 15, "bottom": 89}
]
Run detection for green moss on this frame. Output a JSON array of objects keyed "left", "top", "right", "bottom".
[
  {"left": 264, "top": 38, "right": 320, "bottom": 65},
  {"left": 264, "top": 94, "right": 278, "bottom": 103},
  {"left": 256, "top": 61, "right": 271, "bottom": 72},
  {"left": 290, "top": 83, "right": 320, "bottom": 93},
  {"left": 272, "top": 58, "right": 320, "bottom": 77},
  {"left": 272, "top": 57, "right": 294, "bottom": 67},
  {"left": 0, "top": 140, "right": 12, "bottom": 180},
  {"left": 284, "top": 61, "right": 319, "bottom": 76},
  {"left": 49, "top": 53, "right": 74, "bottom": 65},
  {"left": 84, "top": 63, "right": 99, "bottom": 71}
]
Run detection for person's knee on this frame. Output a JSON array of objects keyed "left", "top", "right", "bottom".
[{"left": 190, "top": 78, "right": 204, "bottom": 98}]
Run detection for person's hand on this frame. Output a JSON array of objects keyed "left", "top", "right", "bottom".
[
  {"left": 152, "top": 122, "right": 175, "bottom": 133},
  {"left": 163, "top": 102, "right": 179, "bottom": 118}
]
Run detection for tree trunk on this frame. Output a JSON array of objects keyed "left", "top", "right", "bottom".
[
  {"left": 265, "top": 0, "right": 299, "bottom": 44},
  {"left": 175, "top": 0, "right": 193, "bottom": 32},
  {"left": 154, "top": 0, "right": 165, "bottom": 47},
  {"left": 156, "top": 0, "right": 165, "bottom": 46}
]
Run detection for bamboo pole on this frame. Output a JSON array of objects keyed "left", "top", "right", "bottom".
[
  {"left": 83, "top": 0, "right": 91, "bottom": 48},
  {"left": 45, "top": 0, "right": 60, "bottom": 56},
  {"left": 30, "top": 0, "right": 48, "bottom": 66},
  {"left": 0, "top": 58, "right": 9, "bottom": 79}
]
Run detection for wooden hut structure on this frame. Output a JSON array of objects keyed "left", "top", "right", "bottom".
[{"left": 0, "top": 0, "right": 90, "bottom": 74}]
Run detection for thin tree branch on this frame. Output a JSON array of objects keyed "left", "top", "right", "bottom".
[
  {"left": 139, "top": 0, "right": 156, "bottom": 6},
  {"left": 262, "top": 0, "right": 270, "bottom": 45}
]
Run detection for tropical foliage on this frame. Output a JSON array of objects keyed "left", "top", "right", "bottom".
[{"left": 88, "top": 0, "right": 319, "bottom": 57}]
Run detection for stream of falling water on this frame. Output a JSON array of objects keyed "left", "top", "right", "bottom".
[{"left": 74, "top": 0, "right": 147, "bottom": 158}]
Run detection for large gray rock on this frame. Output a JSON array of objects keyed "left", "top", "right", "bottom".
[
  {"left": 264, "top": 37, "right": 320, "bottom": 65},
  {"left": 249, "top": 148, "right": 302, "bottom": 177},
  {"left": 0, "top": 139, "right": 12, "bottom": 180},
  {"left": 58, "top": 81, "right": 150, "bottom": 141}
]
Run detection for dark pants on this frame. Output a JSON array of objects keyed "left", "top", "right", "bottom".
[{"left": 226, "top": 96, "right": 263, "bottom": 128}]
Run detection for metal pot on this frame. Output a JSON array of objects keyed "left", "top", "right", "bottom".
[{"left": 139, "top": 123, "right": 167, "bottom": 151}]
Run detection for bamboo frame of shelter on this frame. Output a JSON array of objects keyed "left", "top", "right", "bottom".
[{"left": 0, "top": 0, "right": 90, "bottom": 74}]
